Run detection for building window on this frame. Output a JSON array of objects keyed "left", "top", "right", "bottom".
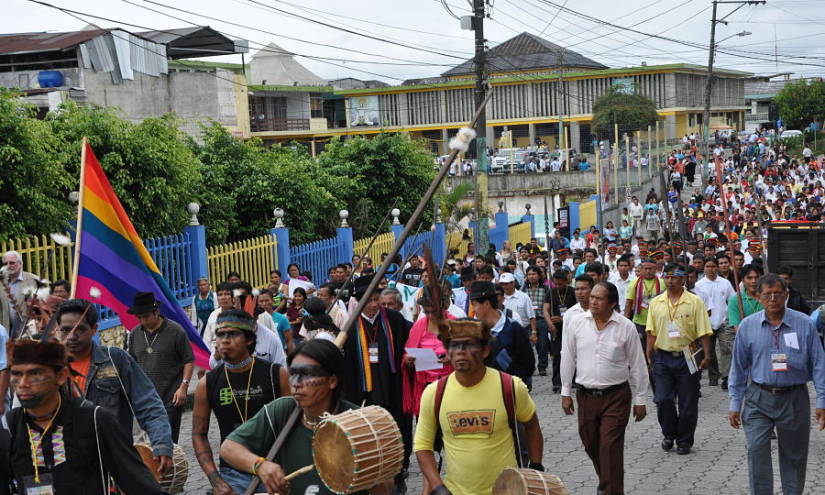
[{"left": 310, "top": 93, "right": 324, "bottom": 119}]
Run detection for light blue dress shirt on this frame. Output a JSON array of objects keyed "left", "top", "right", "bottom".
[{"left": 729, "top": 308, "right": 825, "bottom": 412}]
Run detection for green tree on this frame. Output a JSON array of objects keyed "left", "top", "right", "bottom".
[
  {"left": 49, "top": 102, "right": 203, "bottom": 238},
  {"left": 591, "top": 86, "right": 659, "bottom": 140},
  {"left": 316, "top": 133, "right": 436, "bottom": 238},
  {"left": 193, "top": 124, "right": 346, "bottom": 245},
  {"left": 775, "top": 79, "right": 825, "bottom": 130},
  {"left": 0, "top": 91, "right": 73, "bottom": 241}
]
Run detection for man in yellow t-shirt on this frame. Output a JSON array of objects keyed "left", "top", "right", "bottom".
[
  {"left": 623, "top": 258, "right": 664, "bottom": 351},
  {"left": 414, "top": 320, "right": 543, "bottom": 495},
  {"left": 645, "top": 263, "right": 712, "bottom": 455}
]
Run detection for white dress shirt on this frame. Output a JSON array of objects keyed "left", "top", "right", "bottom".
[
  {"left": 503, "top": 290, "right": 534, "bottom": 328},
  {"left": 608, "top": 272, "right": 634, "bottom": 311},
  {"left": 570, "top": 237, "right": 586, "bottom": 251},
  {"left": 562, "top": 302, "right": 587, "bottom": 329},
  {"left": 561, "top": 311, "right": 649, "bottom": 406},
  {"left": 694, "top": 275, "right": 735, "bottom": 329}
]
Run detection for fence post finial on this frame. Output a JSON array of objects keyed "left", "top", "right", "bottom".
[
  {"left": 434, "top": 206, "right": 442, "bottom": 224},
  {"left": 498, "top": 201, "right": 505, "bottom": 213},
  {"left": 339, "top": 209, "right": 349, "bottom": 228},
  {"left": 273, "top": 208, "right": 285, "bottom": 228},
  {"left": 391, "top": 208, "right": 401, "bottom": 225},
  {"left": 187, "top": 202, "right": 200, "bottom": 226},
  {"left": 525, "top": 203, "right": 532, "bottom": 214}
]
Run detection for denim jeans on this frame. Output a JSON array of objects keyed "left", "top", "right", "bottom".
[
  {"left": 219, "top": 466, "right": 265, "bottom": 494},
  {"left": 535, "top": 318, "right": 550, "bottom": 370}
]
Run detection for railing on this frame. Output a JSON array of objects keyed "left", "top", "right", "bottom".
[
  {"left": 0, "top": 233, "right": 75, "bottom": 285},
  {"left": 353, "top": 232, "right": 394, "bottom": 266},
  {"left": 250, "top": 117, "right": 310, "bottom": 132},
  {"left": 289, "top": 236, "right": 338, "bottom": 285},
  {"left": 145, "top": 233, "right": 196, "bottom": 301},
  {"left": 208, "top": 234, "right": 278, "bottom": 289},
  {"left": 403, "top": 231, "right": 435, "bottom": 261},
  {"left": 508, "top": 222, "right": 532, "bottom": 247}
]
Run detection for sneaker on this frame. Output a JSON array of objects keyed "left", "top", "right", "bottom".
[
  {"left": 538, "top": 368, "right": 547, "bottom": 376},
  {"left": 721, "top": 377, "right": 728, "bottom": 390},
  {"left": 661, "top": 438, "right": 674, "bottom": 451}
]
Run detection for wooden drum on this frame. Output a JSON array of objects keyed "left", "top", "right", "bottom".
[
  {"left": 312, "top": 405, "right": 404, "bottom": 494},
  {"left": 493, "top": 468, "right": 567, "bottom": 495},
  {"left": 134, "top": 443, "right": 189, "bottom": 494}
]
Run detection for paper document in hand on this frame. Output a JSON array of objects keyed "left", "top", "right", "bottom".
[
  {"left": 404, "top": 347, "right": 444, "bottom": 372},
  {"left": 683, "top": 344, "right": 704, "bottom": 375},
  {"left": 288, "top": 278, "right": 314, "bottom": 298}
]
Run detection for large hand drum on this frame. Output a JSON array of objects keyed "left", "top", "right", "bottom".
[
  {"left": 312, "top": 405, "right": 404, "bottom": 494},
  {"left": 134, "top": 443, "right": 189, "bottom": 494},
  {"left": 493, "top": 468, "right": 567, "bottom": 495}
]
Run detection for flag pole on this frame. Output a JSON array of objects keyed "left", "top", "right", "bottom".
[{"left": 69, "top": 137, "right": 88, "bottom": 298}]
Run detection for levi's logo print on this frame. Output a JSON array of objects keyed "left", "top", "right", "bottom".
[{"left": 447, "top": 410, "right": 496, "bottom": 434}]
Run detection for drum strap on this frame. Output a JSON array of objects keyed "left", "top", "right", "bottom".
[{"left": 433, "top": 371, "right": 521, "bottom": 467}]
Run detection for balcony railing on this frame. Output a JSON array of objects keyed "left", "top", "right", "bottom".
[{"left": 251, "top": 117, "right": 310, "bottom": 132}]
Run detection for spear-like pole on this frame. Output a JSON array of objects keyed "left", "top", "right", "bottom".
[{"left": 333, "top": 91, "right": 494, "bottom": 349}]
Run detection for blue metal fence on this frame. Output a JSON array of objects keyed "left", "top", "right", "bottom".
[
  {"left": 290, "top": 236, "right": 340, "bottom": 285},
  {"left": 403, "top": 230, "right": 435, "bottom": 261},
  {"left": 97, "top": 232, "right": 195, "bottom": 325}
]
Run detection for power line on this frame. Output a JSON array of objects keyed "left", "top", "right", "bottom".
[
  {"left": 131, "top": 0, "right": 456, "bottom": 67},
  {"left": 241, "top": 0, "right": 466, "bottom": 60}
]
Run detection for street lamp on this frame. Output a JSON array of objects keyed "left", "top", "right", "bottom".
[{"left": 717, "top": 30, "right": 752, "bottom": 44}]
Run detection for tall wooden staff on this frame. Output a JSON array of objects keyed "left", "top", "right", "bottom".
[
  {"left": 333, "top": 91, "right": 493, "bottom": 349},
  {"left": 714, "top": 155, "right": 745, "bottom": 318}
]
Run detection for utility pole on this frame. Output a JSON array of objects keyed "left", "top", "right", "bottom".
[
  {"left": 472, "top": 0, "right": 489, "bottom": 252},
  {"left": 557, "top": 52, "right": 565, "bottom": 171},
  {"left": 702, "top": 0, "right": 764, "bottom": 186}
]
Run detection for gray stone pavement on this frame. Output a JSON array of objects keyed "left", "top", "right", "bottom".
[{"left": 177, "top": 374, "right": 825, "bottom": 494}]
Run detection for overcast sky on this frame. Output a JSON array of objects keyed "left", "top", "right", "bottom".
[{"left": 5, "top": 0, "right": 824, "bottom": 83}]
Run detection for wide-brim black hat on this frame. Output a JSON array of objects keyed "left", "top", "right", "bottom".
[
  {"left": 127, "top": 291, "right": 160, "bottom": 315},
  {"left": 352, "top": 274, "right": 375, "bottom": 301}
]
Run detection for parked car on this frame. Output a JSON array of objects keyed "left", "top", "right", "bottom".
[{"left": 780, "top": 130, "right": 803, "bottom": 140}]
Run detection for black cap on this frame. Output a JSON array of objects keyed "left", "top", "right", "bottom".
[{"left": 468, "top": 280, "right": 496, "bottom": 301}]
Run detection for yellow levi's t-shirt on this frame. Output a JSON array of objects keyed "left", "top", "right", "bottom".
[
  {"left": 413, "top": 367, "right": 537, "bottom": 495},
  {"left": 645, "top": 290, "right": 712, "bottom": 351}
]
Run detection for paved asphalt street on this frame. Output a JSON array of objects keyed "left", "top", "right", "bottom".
[{"left": 176, "top": 372, "right": 825, "bottom": 494}]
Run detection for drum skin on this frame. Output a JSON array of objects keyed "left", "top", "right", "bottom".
[{"left": 312, "top": 406, "right": 404, "bottom": 494}]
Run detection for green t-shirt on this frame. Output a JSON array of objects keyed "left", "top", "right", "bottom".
[
  {"left": 626, "top": 277, "right": 663, "bottom": 326},
  {"left": 727, "top": 292, "right": 763, "bottom": 327},
  {"left": 225, "top": 397, "right": 364, "bottom": 495}
]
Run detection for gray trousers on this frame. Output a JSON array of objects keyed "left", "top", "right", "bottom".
[
  {"left": 742, "top": 383, "right": 810, "bottom": 495},
  {"left": 716, "top": 324, "right": 735, "bottom": 378}
]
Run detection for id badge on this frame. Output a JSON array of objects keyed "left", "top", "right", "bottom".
[
  {"left": 23, "top": 474, "right": 54, "bottom": 495},
  {"left": 667, "top": 321, "right": 681, "bottom": 339},
  {"left": 558, "top": 305, "right": 567, "bottom": 316},
  {"left": 771, "top": 353, "right": 788, "bottom": 372},
  {"left": 641, "top": 296, "right": 649, "bottom": 310},
  {"left": 368, "top": 344, "right": 379, "bottom": 364}
]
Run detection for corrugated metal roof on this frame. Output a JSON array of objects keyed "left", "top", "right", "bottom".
[
  {"left": 443, "top": 32, "right": 608, "bottom": 77},
  {"left": 0, "top": 29, "right": 109, "bottom": 55}
]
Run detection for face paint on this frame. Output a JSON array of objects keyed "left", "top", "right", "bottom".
[{"left": 288, "top": 364, "right": 332, "bottom": 387}]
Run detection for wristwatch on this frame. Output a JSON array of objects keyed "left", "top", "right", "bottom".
[{"left": 182, "top": 379, "right": 191, "bottom": 385}]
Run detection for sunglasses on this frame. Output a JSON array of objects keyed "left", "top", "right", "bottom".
[
  {"left": 215, "top": 330, "right": 244, "bottom": 340},
  {"left": 447, "top": 341, "right": 482, "bottom": 352}
]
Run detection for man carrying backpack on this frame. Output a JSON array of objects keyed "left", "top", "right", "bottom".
[{"left": 413, "top": 319, "right": 544, "bottom": 495}]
